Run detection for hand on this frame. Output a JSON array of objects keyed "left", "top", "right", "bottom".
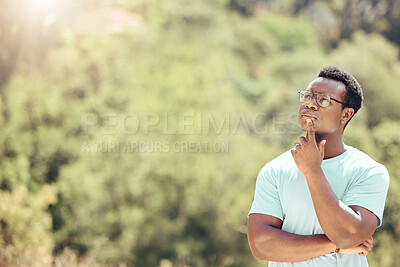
[
  {"left": 340, "top": 237, "right": 373, "bottom": 256},
  {"left": 291, "top": 119, "right": 326, "bottom": 175}
]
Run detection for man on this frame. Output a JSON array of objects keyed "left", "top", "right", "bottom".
[{"left": 247, "top": 66, "right": 390, "bottom": 266}]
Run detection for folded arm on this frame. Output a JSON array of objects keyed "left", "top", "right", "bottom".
[
  {"left": 248, "top": 213, "right": 336, "bottom": 262},
  {"left": 248, "top": 213, "right": 373, "bottom": 262}
]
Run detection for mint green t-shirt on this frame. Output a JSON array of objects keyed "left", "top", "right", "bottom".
[{"left": 249, "top": 145, "right": 390, "bottom": 267}]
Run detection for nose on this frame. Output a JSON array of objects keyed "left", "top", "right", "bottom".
[{"left": 305, "top": 96, "right": 318, "bottom": 110}]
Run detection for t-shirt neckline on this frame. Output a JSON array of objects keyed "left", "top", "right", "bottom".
[{"left": 322, "top": 144, "right": 353, "bottom": 165}]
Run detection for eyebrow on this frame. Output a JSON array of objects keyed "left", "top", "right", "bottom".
[
  {"left": 304, "top": 89, "right": 347, "bottom": 105},
  {"left": 306, "top": 89, "right": 339, "bottom": 98}
]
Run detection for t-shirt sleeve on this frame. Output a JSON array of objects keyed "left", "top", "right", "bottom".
[
  {"left": 341, "top": 164, "right": 390, "bottom": 227},
  {"left": 248, "top": 164, "right": 284, "bottom": 221}
]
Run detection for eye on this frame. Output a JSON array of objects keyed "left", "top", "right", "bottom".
[
  {"left": 304, "top": 92, "right": 313, "bottom": 100},
  {"left": 320, "top": 98, "right": 330, "bottom": 107}
]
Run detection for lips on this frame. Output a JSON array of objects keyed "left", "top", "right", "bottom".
[{"left": 301, "top": 114, "right": 317, "bottom": 120}]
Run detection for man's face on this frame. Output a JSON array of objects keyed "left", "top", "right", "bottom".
[{"left": 298, "top": 77, "right": 347, "bottom": 135}]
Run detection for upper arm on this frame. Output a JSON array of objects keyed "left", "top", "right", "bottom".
[
  {"left": 348, "top": 205, "right": 378, "bottom": 237},
  {"left": 248, "top": 164, "right": 284, "bottom": 220},
  {"left": 342, "top": 164, "right": 389, "bottom": 227},
  {"left": 247, "top": 213, "right": 283, "bottom": 258},
  {"left": 247, "top": 164, "right": 284, "bottom": 258},
  {"left": 248, "top": 213, "right": 283, "bottom": 234}
]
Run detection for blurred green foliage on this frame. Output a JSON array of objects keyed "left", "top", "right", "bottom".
[{"left": 0, "top": 0, "right": 399, "bottom": 266}]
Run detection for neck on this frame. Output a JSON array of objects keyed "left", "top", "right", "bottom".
[{"left": 315, "top": 132, "right": 346, "bottom": 159}]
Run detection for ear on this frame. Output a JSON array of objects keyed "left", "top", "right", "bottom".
[{"left": 341, "top": 107, "right": 354, "bottom": 124}]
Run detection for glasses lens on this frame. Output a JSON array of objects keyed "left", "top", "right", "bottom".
[
  {"left": 317, "top": 94, "right": 331, "bottom": 107},
  {"left": 299, "top": 90, "right": 312, "bottom": 102}
]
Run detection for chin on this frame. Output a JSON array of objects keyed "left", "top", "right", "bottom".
[
  {"left": 299, "top": 120, "right": 315, "bottom": 128},
  {"left": 299, "top": 122, "right": 321, "bottom": 134}
]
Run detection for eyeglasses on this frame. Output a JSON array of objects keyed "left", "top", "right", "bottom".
[{"left": 298, "top": 90, "right": 347, "bottom": 108}]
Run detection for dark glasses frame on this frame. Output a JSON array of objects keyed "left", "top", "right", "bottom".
[{"left": 298, "top": 90, "right": 348, "bottom": 108}]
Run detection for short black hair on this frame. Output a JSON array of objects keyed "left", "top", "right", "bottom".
[{"left": 318, "top": 66, "right": 363, "bottom": 126}]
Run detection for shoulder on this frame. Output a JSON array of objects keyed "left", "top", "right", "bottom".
[
  {"left": 346, "top": 146, "right": 390, "bottom": 182},
  {"left": 258, "top": 150, "right": 297, "bottom": 177},
  {"left": 347, "top": 146, "right": 386, "bottom": 169}
]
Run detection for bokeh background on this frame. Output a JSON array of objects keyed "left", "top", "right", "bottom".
[{"left": 1, "top": 0, "right": 400, "bottom": 266}]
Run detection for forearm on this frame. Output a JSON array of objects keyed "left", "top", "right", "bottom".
[
  {"left": 305, "top": 167, "right": 370, "bottom": 248},
  {"left": 248, "top": 223, "right": 336, "bottom": 262}
]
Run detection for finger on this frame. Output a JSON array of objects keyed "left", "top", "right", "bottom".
[
  {"left": 362, "top": 241, "right": 372, "bottom": 251},
  {"left": 306, "top": 119, "right": 316, "bottom": 143},
  {"left": 318, "top": 140, "right": 326, "bottom": 156},
  {"left": 361, "top": 243, "right": 372, "bottom": 253},
  {"left": 365, "top": 237, "right": 373, "bottom": 246},
  {"left": 355, "top": 245, "right": 370, "bottom": 257},
  {"left": 299, "top": 136, "right": 307, "bottom": 145}
]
